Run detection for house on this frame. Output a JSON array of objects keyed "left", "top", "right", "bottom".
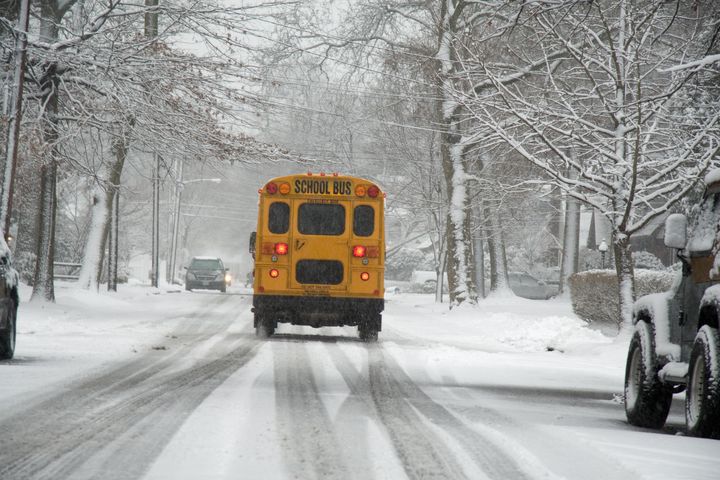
[{"left": 585, "top": 209, "right": 675, "bottom": 267}]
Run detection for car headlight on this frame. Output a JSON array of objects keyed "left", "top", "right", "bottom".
[{"left": 224, "top": 273, "right": 232, "bottom": 283}]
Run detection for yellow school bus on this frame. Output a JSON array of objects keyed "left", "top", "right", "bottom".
[{"left": 249, "top": 173, "right": 385, "bottom": 341}]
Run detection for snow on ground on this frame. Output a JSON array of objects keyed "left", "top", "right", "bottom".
[
  {"left": 2, "top": 284, "right": 719, "bottom": 480},
  {"left": 0, "top": 281, "right": 221, "bottom": 408},
  {"left": 383, "top": 290, "right": 625, "bottom": 392}
]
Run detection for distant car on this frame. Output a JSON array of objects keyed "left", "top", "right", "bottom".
[
  {"left": 422, "top": 279, "right": 436, "bottom": 293},
  {"left": 508, "top": 272, "right": 553, "bottom": 300},
  {"left": 185, "top": 257, "right": 228, "bottom": 293}
]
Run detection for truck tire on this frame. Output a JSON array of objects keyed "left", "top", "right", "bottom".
[
  {"left": 254, "top": 313, "right": 275, "bottom": 338},
  {"left": 358, "top": 314, "right": 380, "bottom": 343},
  {"left": 624, "top": 321, "right": 672, "bottom": 429},
  {"left": 686, "top": 325, "right": 720, "bottom": 439},
  {"left": 0, "top": 299, "right": 16, "bottom": 360}
]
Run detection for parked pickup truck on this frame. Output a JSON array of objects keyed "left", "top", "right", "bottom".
[{"left": 625, "top": 171, "right": 720, "bottom": 439}]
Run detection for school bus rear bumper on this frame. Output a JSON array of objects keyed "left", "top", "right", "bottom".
[{"left": 252, "top": 294, "right": 383, "bottom": 328}]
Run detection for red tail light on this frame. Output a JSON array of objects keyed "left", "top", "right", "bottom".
[
  {"left": 360, "top": 272, "right": 370, "bottom": 281},
  {"left": 368, "top": 185, "right": 380, "bottom": 198},
  {"left": 265, "top": 182, "right": 278, "bottom": 194},
  {"left": 275, "top": 242, "right": 288, "bottom": 255},
  {"left": 269, "top": 269, "right": 279, "bottom": 278},
  {"left": 352, "top": 245, "right": 366, "bottom": 257}
]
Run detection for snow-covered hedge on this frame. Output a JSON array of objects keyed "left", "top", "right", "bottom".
[{"left": 569, "top": 269, "right": 675, "bottom": 331}]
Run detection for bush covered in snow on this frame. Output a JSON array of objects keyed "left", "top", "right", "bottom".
[
  {"left": 385, "top": 247, "right": 433, "bottom": 281},
  {"left": 632, "top": 250, "right": 665, "bottom": 270},
  {"left": 569, "top": 269, "right": 675, "bottom": 331}
]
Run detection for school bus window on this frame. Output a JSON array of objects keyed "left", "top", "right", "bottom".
[
  {"left": 298, "top": 203, "right": 345, "bottom": 235},
  {"left": 353, "top": 205, "right": 374, "bottom": 237},
  {"left": 268, "top": 202, "right": 290, "bottom": 234}
]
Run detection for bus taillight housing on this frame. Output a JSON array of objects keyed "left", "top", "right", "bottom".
[
  {"left": 265, "top": 182, "right": 278, "bottom": 194},
  {"left": 275, "top": 242, "right": 288, "bottom": 255},
  {"left": 353, "top": 245, "right": 378, "bottom": 258}
]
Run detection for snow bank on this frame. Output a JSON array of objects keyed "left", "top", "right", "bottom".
[{"left": 386, "top": 293, "right": 612, "bottom": 355}]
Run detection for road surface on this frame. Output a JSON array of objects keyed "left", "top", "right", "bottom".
[{"left": 0, "top": 291, "right": 717, "bottom": 480}]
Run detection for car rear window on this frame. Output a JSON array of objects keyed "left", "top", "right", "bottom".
[
  {"left": 298, "top": 203, "right": 345, "bottom": 235},
  {"left": 191, "top": 259, "right": 221, "bottom": 269}
]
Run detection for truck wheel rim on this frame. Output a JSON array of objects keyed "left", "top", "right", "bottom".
[{"left": 688, "top": 356, "right": 705, "bottom": 425}]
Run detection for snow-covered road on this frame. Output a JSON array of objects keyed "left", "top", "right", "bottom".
[{"left": 0, "top": 286, "right": 718, "bottom": 479}]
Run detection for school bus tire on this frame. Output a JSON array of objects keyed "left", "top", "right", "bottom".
[
  {"left": 359, "top": 314, "right": 381, "bottom": 342},
  {"left": 254, "top": 312, "right": 275, "bottom": 338}
]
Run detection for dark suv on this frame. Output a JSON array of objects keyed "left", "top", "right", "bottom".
[
  {"left": 184, "top": 257, "right": 228, "bottom": 293},
  {"left": 0, "top": 251, "right": 19, "bottom": 360},
  {"left": 625, "top": 177, "right": 720, "bottom": 439}
]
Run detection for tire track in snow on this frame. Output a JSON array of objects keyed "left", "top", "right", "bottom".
[
  {"left": 380, "top": 330, "right": 639, "bottom": 479},
  {"left": 324, "top": 343, "right": 467, "bottom": 479},
  {"left": 367, "top": 347, "right": 535, "bottom": 480},
  {"left": 0, "top": 295, "right": 261, "bottom": 480},
  {"left": 272, "top": 339, "right": 349, "bottom": 480},
  {"left": 326, "top": 341, "right": 536, "bottom": 480}
]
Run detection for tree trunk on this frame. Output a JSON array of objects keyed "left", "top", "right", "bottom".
[
  {"left": 78, "top": 121, "right": 130, "bottom": 290},
  {"left": 483, "top": 202, "right": 508, "bottom": 292},
  {"left": 30, "top": 0, "right": 65, "bottom": 301},
  {"left": 77, "top": 191, "right": 107, "bottom": 290},
  {"left": 31, "top": 153, "right": 57, "bottom": 301},
  {"left": 614, "top": 234, "right": 635, "bottom": 333},
  {"left": 436, "top": 0, "right": 476, "bottom": 306},
  {"left": 559, "top": 187, "right": 580, "bottom": 293}
]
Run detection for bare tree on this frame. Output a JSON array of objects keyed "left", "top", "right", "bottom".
[{"left": 461, "top": 0, "right": 720, "bottom": 327}]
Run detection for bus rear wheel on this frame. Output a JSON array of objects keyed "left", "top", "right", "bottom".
[
  {"left": 254, "top": 313, "right": 275, "bottom": 338},
  {"left": 358, "top": 314, "right": 380, "bottom": 342}
]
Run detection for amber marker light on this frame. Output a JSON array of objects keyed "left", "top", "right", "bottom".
[
  {"left": 279, "top": 182, "right": 291, "bottom": 194},
  {"left": 360, "top": 272, "right": 370, "bottom": 281},
  {"left": 269, "top": 269, "right": 280, "bottom": 278},
  {"left": 355, "top": 185, "right": 367, "bottom": 197}
]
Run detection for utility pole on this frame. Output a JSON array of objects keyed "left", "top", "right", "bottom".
[
  {"left": 1, "top": 0, "right": 31, "bottom": 240},
  {"left": 108, "top": 189, "right": 119, "bottom": 291},
  {"left": 168, "top": 159, "right": 184, "bottom": 284},
  {"left": 151, "top": 156, "right": 160, "bottom": 287},
  {"left": 146, "top": 0, "right": 160, "bottom": 287}
]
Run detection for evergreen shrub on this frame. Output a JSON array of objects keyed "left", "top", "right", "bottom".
[{"left": 569, "top": 269, "right": 675, "bottom": 331}]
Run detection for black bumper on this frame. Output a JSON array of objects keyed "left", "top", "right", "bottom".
[
  {"left": 252, "top": 295, "right": 383, "bottom": 327},
  {"left": 186, "top": 281, "right": 225, "bottom": 290}
]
